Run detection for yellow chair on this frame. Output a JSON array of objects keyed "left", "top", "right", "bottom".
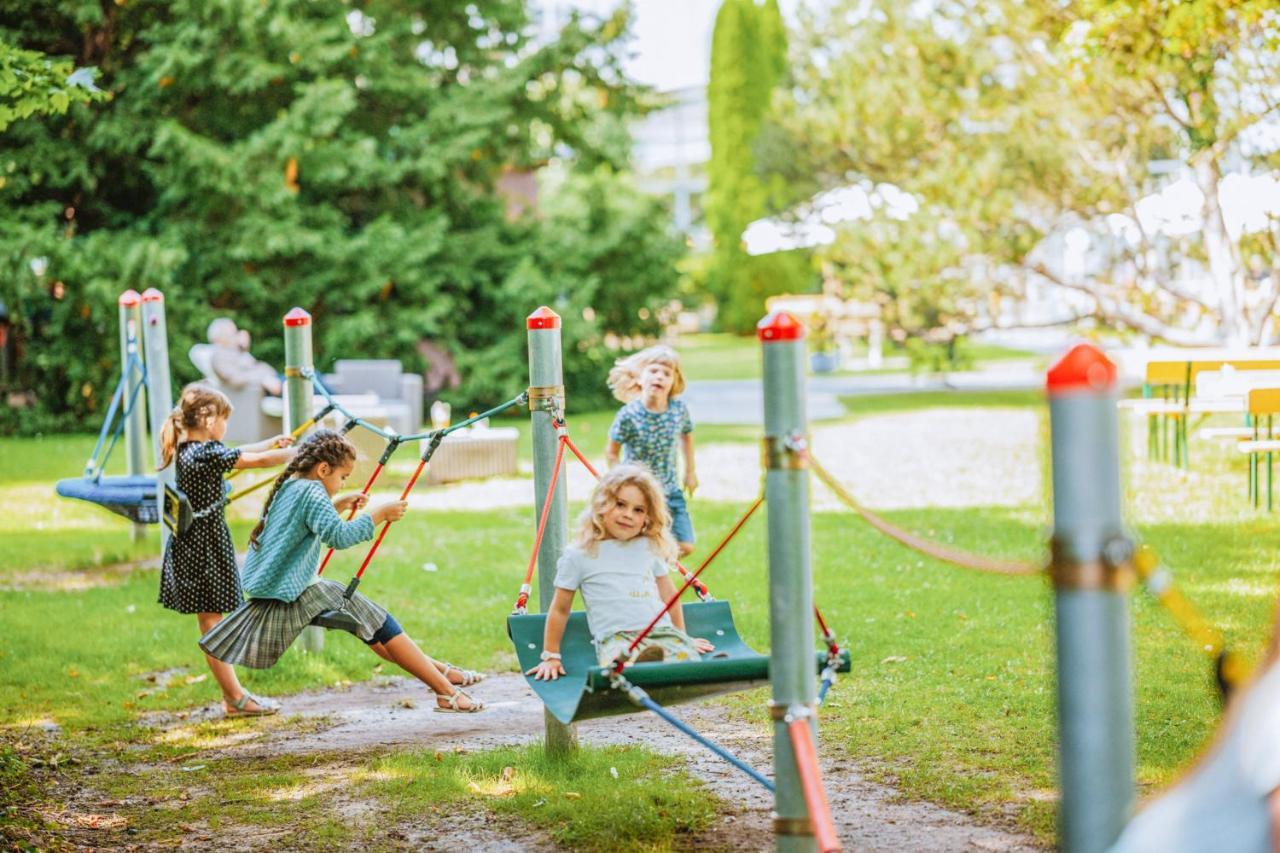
[{"left": 1240, "top": 388, "right": 1280, "bottom": 510}]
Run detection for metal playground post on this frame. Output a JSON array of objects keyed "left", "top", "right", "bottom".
[
  {"left": 527, "top": 306, "right": 577, "bottom": 755},
  {"left": 284, "top": 307, "right": 324, "bottom": 654},
  {"left": 1047, "top": 344, "right": 1135, "bottom": 853},
  {"left": 140, "top": 289, "right": 175, "bottom": 552},
  {"left": 759, "top": 310, "right": 833, "bottom": 852},
  {"left": 117, "top": 290, "right": 148, "bottom": 542}
]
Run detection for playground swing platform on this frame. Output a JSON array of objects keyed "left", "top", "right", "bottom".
[
  {"left": 55, "top": 352, "right": 161, "bottom": 524},
  {"left": 508, "top": 600, "right": 849, "bottom": 724},
  {"left": 505, "top": 419, "right": 851, "bottom": 725}
]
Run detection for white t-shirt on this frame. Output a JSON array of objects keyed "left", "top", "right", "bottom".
[
  {"left": 553, "top": 539, "right": 672, "bottom": 641},
  {"left": 1110, "top": 659, "right": 1280, "bottom": 853}
]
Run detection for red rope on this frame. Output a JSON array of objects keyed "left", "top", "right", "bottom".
[
  {"left": 317, "top": 461, "right": 386, "bottom": 576},
  {"left": 620, "top": 494, "right": 765, "bottom": 667},
  {"left": 351, "top": 454, "right": 430, "bottom": 581},
  {"left": 515, "top": 434, "right": 568, "bottom": 611},
  {"left": 561, "top": 435, "right": 600, "bottom": 478},
  {"left": 787, "top": 715, "right": 842, "bottom": 852},
  {"left": 530, "top": 421, "right": 844, "bottom": 667}
]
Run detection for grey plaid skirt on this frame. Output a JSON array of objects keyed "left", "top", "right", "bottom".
[{"left": 199, "top": 579, "right": 389, "bottom": 669}]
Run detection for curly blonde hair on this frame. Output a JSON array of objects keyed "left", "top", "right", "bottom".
[
  {"left": 575, "top": 464, "right": 677, "bottom": 562},
  {"left": 606, "top": 345, "right": 686, "bottom": 403}
]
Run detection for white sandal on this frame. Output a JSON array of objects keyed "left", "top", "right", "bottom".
[
  {"left": 441, "top": 663, "right": 486, "bottom": 687},
  {"left": 434, "top": 689, "right": 485, "bottom": 714}
]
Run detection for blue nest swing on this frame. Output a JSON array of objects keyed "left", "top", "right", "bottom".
[{"left": 55, "top": 356, "right": 160, "bottom": 524}]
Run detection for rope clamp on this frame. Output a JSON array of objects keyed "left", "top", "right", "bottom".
[
  {"left": 611, "top": 673, "right": 648, "bottom": 706},
  {"left": 284, "top": 366, "right": 307, "bottom": 379},
  {"left": 762, "top": 434, "right": 810, "bottom": 470},
  {"left": 377, "top": 437, "right": 402, "bottom": 466},
  {"left": 340, "top": 418, "right": 358, "bottom": 435},
  {"left": 1047, "top": 535, "right": 1136, "bottom": 592}
]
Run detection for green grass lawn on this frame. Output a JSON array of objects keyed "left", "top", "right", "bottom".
[
  {"left": 5, "top": 404, "right": 1279, "bottom": 846},
  {"left": 672, "top": 332, "right": 761, "bottom": 382}
]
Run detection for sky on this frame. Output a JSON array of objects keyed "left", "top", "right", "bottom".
[{"left": 537, "top": 0, "right": 802, "bottom": 92}]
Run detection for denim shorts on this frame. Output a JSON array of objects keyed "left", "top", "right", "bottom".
[
  {"left": 364, "top": 612, "right": 403, "bottom": 646},
  {"left": 665, "top": 489, "right": 695, "bottom": 545}
]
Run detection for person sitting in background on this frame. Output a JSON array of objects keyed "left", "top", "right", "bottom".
[{"left": 208, "top": 318, "right": 282, "bottom": 397}]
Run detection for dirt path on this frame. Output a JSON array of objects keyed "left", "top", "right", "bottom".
[{"left": 140, "top": 674, "right": 1042, "bottom": 851}]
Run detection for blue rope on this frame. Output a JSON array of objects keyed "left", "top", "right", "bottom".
[
  {"left": 818, "top": 675, "right": 834, "bottom": 705},
  {"left": 84, "top": 366, "right": 131, "bottom": 476},
  {"left": 622, "top": 683, "right": 774, "bottom": 792},
  {"left": 92, "top": 360, "right": 148, "bottom": 481}
]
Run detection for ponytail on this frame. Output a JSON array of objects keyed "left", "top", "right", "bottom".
[
  {"left": 249, "top": 429, "right": 357, "bottom": 550},
  {"left": 159, "top": 409, "right": 184, "bottom": 469},
  {"left": 157, "top": 383, "right": 234, "bottom": 470}
]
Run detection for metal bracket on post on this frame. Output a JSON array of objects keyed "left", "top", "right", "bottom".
[
  {"left": 767, "top": 700, "right": 817, "bottom": 722},
  {"left": 527, "top": 384, "right": 565, "bottom": 408},
  {"left": 772, "top": 816, "right": 815, "bottom": 838},
  {"left": 762, "top": 434, "right": 810, "bottom": 471},
  {"left": 1048, "top": 535, "right": 1137, "bottom": 593}
]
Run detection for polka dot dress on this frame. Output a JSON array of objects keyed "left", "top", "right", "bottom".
[{"left": 158, "top": 441, "right": 244, "bottom": 614}]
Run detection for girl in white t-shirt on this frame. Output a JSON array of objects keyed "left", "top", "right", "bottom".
[
  {"left": 1110, "top": 621, "right": 1280, "bottom": 853},
  {"left": 527, "top": 465, "right": 714, "bottom": 680}
]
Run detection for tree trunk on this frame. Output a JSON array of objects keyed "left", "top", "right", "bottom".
[{"left": 1194, "top": 154, "right": 1249, "bottom": 346}]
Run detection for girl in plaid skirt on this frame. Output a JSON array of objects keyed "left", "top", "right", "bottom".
[{"left": 200, "top": 429, "right": 485, "bottom": 713}]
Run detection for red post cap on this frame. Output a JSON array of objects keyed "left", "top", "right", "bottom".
[
  {"left": 757, "top": 310, "right": 805, "bottom": 342},
  {"left": 1047, "top": 344, "right": 1117, "bottom": 394},
  {"left": 141, "top": 288, "right": 163, "bottom": 303},
  {"left": 527, "top": 306, "right": 561, "bottom": 330},
  {"left": 118, "top": 289, "right": 141, "bottom": 308},
  {"left": 283, "top": 307, "right": 311, "bottom": 327}
]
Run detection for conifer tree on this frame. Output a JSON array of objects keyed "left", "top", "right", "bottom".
[{"left": 0, "top": 1, "right": 683, "bottom": 430}]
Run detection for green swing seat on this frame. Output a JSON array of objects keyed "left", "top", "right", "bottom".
[{"left": 508, "top": 600, "right": 851, "bottom": 724}]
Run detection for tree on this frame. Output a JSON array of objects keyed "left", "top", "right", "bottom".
[
  {"left": 0, "top": 41, "right": 105, "bottom": 132},
  {"left": 706, "top": 0, "right": 804, "bottom": 333},
  {"left": 0, "top": 0, "right": 683, "bottom": 432},
  {"left": 774, "top": 0, "right": 1280, "bottom": 346}
]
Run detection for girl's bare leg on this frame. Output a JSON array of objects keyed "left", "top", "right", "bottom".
[
  {"left": 372, "top": 635, "right": 480, "bottom": 710},
  {"left": 368, "top": 635, "right": 469, "bottom": 683},
  {"left": 197, "top": 613, "right": 268, "bottom": 712}
]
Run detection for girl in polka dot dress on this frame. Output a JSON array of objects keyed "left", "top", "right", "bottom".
[
  {"left": 158, "top": 383, "right": 297, "bottom": 717},
  {"left": 605, "top": 345, "right": 699, "bottom": 558}
]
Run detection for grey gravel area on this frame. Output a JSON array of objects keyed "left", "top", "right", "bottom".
[{"left": 401, "top": 407, "right": 1044, "bottom": 513}]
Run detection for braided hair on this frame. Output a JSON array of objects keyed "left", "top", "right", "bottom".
[
  {"left": 159, "top": 383, "right": 233, "bottom": 469},
  {"left": 248, "top": 429, "right": 357, "bottom": 550}
]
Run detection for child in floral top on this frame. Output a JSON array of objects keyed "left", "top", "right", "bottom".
[{"left": 605, "top": 345, "right": 698, "bottom": 558}]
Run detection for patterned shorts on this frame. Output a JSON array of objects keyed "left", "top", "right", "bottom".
[{"left": 595, "top": 626, "right": 702, "bottom": 667}]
